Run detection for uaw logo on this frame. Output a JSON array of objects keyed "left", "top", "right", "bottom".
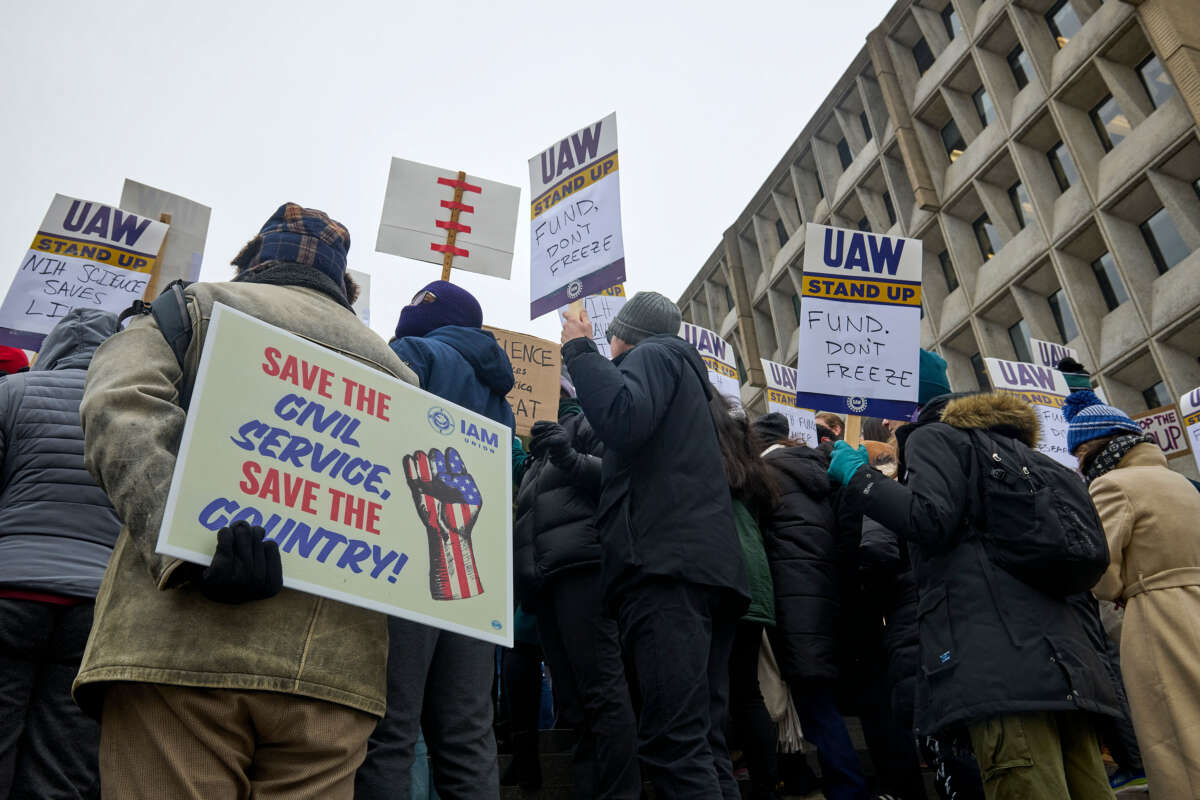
[
  {"left": 427, "top": 406, "right": 456, "bottom": 436},
  {"left": 845, "top": 396, "right": 868, "bottom": 414},
  {"left": 566, "top": 280, "right": 583, "bottom": 299}
]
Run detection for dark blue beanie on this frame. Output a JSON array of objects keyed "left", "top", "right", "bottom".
[
  {"left": 236, "top": 203, "right": 350, "bottom": 287},
  {"left": 394, "top": 280, "right": 483, "bottom": 339}
]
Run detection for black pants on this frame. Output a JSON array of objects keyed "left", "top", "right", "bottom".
[
  {"left": 788, "top": 680, "right": 869, "bottom": 800},
  {"left": 0, "top": 598, "right": 99, "bottom": 800},
  {"left": 618, "top": 579, "right": 738, "bottom": 800},
  {"left": 728, "top": 622, "right": 778, "bottom": 799},
  {"left": 538, "top": 568, "right": 640, "bottom": 800}
]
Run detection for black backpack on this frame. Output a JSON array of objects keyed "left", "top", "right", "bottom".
[
  {"left": 117, "top": 279, "right": 195, "bottom": 407},
  {"left": 964, "top": 428, "right": 1109, "bottom": 596}
]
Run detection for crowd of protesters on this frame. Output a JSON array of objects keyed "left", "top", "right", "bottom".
[{"left": 0, "top": 203, "right": 1198, "bottom": 800}]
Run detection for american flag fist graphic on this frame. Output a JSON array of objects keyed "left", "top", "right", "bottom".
[{"left": 403, "top": 447, "right": 484, "bottom": 601}]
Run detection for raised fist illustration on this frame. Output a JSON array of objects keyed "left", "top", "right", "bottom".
[{"left": 403, "top": 447, "right": 484, "bottom": 601}]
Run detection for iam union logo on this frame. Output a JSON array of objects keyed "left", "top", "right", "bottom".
[{"left": 427, "top": 406, "right": 456, "bottom": 436}]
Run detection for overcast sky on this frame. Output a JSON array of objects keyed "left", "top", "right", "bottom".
[{"left": 0, "top": 0, "right": 891, "bottom": 343}]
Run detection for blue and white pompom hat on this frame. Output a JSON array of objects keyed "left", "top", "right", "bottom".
[{"left": 1063, "top": 390, "right": 1142, "bottom": 453}]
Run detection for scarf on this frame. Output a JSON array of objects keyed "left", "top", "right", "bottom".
[
  {"left": 1083, "top": 433, "right": 1154, "bottom": 484},
  {"left": 232, "top": 262, "right": 353, "bottom": 311}
]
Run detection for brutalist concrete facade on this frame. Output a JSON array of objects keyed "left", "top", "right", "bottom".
[{"left": 678, "top": 0, "right": 1200, "bottom": 478}]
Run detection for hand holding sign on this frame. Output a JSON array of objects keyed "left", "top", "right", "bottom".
[
  {"left": 561, "top": 305, "right": 593, "bottom": 345},
  {"left": 404, "top": 447, "right": 484, "bottom": 601}
]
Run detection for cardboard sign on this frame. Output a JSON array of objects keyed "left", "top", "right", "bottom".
[
  {"left": 119, "top": 179, "right": 211, "bottom": 285},
  {"left": 376, "top": 158, "right": 520, "bottom": 280},
  {"left": 795, "top": 224, "right": 922, "bottom": 419},
  {"left": 347, "top": 269, "right": 371, "bottom": 327},
  {"left": 485, "top": 326, "right": 560, "bottom": 437},
  {"left": 761, "top": 358, "right": 818, "bottom": 446},
  {"left": 1132, "top": 404, "right": 1192, "bottom": 460},
  {"left": 0, "top": 194, "right": 169, "bottom": 350},
  {"left": 560, "top": 283, "right": 626, "bottom": 359},
  {"left": 157, "top": 305, "right": 513, "bottom": 646},
  {"left": 1180, "top": 387, "right": 1200, "bottom": 476},
  {"left": 1030, "top": 337, "right": 1078, "bottom": 370},
  {"left": 529, "top": 113, "right": 625, "bottom": 318},
  {"left": 985, "top": 358, "right": 1075, "bottom": 468},
  {"left": 680, "top": 322, "right": 741, "bottom": 409}
]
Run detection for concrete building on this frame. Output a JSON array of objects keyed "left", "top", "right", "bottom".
[{"left": 677, "top": 0, "right": 1200, "bottom": 477}]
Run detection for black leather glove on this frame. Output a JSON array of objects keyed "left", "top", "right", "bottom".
[
  {"left": 530, "top": 421, "right": 571, "bottom": 463},
  {"left": 200, "top": 520, "right": 284, "bottom": 604}
]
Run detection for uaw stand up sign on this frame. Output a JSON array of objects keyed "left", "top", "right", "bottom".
[{"left": 794, "top": 223, "right": 923, "bottom": 420}]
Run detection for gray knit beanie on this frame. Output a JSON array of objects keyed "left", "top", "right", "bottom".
[{"left": 607, "top": 291, "right": 682, "bottom": 346}]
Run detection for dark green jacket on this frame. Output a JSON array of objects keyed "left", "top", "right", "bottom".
[{"left": 734, "top": 500, "right": 775, "bottom": 626}]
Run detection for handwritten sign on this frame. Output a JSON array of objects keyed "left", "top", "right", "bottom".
[
  {"left": 376, "top": 158, "right": 520, "bottom": 280},
  {"left": 795, "top": 224, "right": 922, "bottom": 419},
  {"left": 484, "top": 326, "right": 560, "bottom": 437},
  {"left": 119, "top": 179, "right": 211, "bottom": 285},
  {"left": 985, "top": 357, "right": 1075, "bottom": 468},
  {"left": 1132, "top": 404, "right": 1192, "bottom": 460},
  {"left": 560, "top": 283, "right": 627, "bottom": 359},
  {"left": 680, "top": 322, "right": 741, "bottom": 409},
  {"left": 761, "top": 358, "right": 818, "bottom": 446},
  {"left": 1180, "top": 387, "right": 1200, "bottom": 476},
  {"left": 158, "top": 304, "right": 513, "bottom": 646},
  {"left": 529, "top": 113, "right": 625, "bottom": 318},
  {"left": 0, "top": 194, "right": 168, "bottom": 350},
  {"left": 1029, "top": 337, "right": 1078, "bottom": 369}
]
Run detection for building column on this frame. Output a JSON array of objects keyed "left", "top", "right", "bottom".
[
  {"left": 1128, "top": 0, "right": 1200, "bottom": 127},
  {"left": 721, "top": 227, "right": 766, "bottom": 393}
]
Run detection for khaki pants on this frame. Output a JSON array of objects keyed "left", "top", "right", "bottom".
[
  {"left": 99, "top": 682, "right": 376, "bottom": 800},
  {"left": 968, "top": 711, "right": 1115, "bottom": 800}
]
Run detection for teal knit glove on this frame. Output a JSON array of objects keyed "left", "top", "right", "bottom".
[{"left": 828, "top": 441, "right": 870, "bottom": 486}]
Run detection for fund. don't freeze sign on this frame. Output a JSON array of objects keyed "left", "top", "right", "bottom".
[{"left": 795, "top": 224, "right": 922, "bottom": 419}]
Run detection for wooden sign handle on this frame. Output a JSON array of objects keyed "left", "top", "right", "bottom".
[
  {"left": 440, "top": 171, "right": 468, "bottom": 282},
  {"left": 843, "top": 414, "right": 862, "bottom": 448}
]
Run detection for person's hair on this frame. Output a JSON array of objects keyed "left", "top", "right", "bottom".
[
  {"left": 861, "top": 417, "right": 891, "bottom": 443},
  {"left": 815, "top": 423, "right": 839, "bottom": 444},
  {"left": 1074, "top": 433, "right": 1120, "bottom": 474},
  {"left": 709, "top": 395, "right": 778, "bottom": 515},
  {"left": 815, "top": 412, "right": 844, "bottom": 433}
]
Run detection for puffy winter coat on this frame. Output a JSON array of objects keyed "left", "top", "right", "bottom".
[
  {"left": 845, "top": 392, "right": 1122, "bottom": 735},
  {"left": 514, "top": 408, "right": 604, "bottom": 608},
  {"left": 760, "top": 444, "right": 842, "bottom": 682},
  {"left": 859, "top": 518, "right": 919, "bottom": 724},
  {"left": 562, "top": 334, "right": 749, "bottom": 613},
  {"left": 0, "top": 308, "right": 121, "bottom": 598},
  {"left": 391, "top": 325, "right": 515, "bottom": 430}
]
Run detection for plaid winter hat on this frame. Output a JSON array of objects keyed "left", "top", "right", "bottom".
[
  {"left": 233, "top": 203, "right": 350, "bottom": 286},
  {"left": 1063, "top": 390, "right": 1142, "bottom": 453}
]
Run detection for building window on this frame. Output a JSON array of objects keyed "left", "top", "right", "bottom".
[
  {"left": 1047, "top": 141, "right": 1078, "bottom": 191},
  {"left": 1090, "top": 252, "right": 1129, "bottom": 311},
  {"left": 860, "top": 111, "right": 872, "bottom": 142},
  {"left": 883, "top": 192, "right": 897, "bottom": 226},
  {"left": 1143, "top": 380, "right": 1169, "bottom": 410},
  {"left": 970, "top": 352, "right": 991, "bottom": 390},
  {"left": 1089, "top": 94, "right": 1129, "bottom": 152},
  {"left": 938, "top": 249, "right": 959, "bottom": 291},
  {"left": 857, "top": 216, "right": 871, "bottom": 232},
  {"left": 972, "top": 87, "right": 995, "bottom": 128},
  {"left": 973, "top": 214, "right": 998, "bottom": 260},
  {"left": 1048, "top": 289, "right": 1079, "bottom": 342},
  {"left": 1046, "top": 0, "right": 1082, "bottom": 49},
  {"left": 1008, "top": 182, "right": 1031, "bottom": 230},
  {"left": 775, "top": 218, "right": 789, "bottom": 248},
  {"left": 1137, "top": 54, "right": 1174, "bottom": 110},
  {"left": 815, "top": 173, "right": 824, "bottom": 199},
  {"left": 836, "top": 138, "right": 853, "bottom": 170},
  {"left": 791, "top": 294, "right": 802, "bottom": 324},
  {"left": 724, "top": 285, "right": 734, "bottom": 311},
  {"left": 941, "top": 3, "right": 961, "bottom": 40},
  {"left": 941, "top": 118, "right": 966, "bottom": 161},
  {"left": 1008, "top": 319, "right": 1034, "bottom": 363},
  {"left": 1007, "top": 45, "right": 1032, "bottom": 89},
  {"left": 913, "top": 37, "right": 935, "bottom": 75},
  {"left": 1141, "top": 207, "right": 1189, "bottom": 274}
]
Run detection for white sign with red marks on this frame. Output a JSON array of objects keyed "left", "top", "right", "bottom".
[{"left": 375, "top": 158, "right": 520, "bottom": 280}]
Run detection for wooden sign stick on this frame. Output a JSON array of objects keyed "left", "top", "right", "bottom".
[
  {"left": 440, "top": 171, "right": 467, "bottom": 281},
  {"left": 843, "top": 414, "right": 862, "bottom": 448},
  {"left": 142, "top": 212, "right": 171, "bottom": 301}
]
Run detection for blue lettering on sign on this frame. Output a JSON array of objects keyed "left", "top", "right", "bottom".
[
  {"left": 61, "top": 199, "right": 153, "bottom": 247},
  {"left": 539, "top": 121, "right": 603, "bottom": 184},
  {"left": 997, "top": 361, "right": 1055, "bottom": 391},
  {"left": 681, "top": 324, "right": 728, "bottom": 361},
  {"left": 461, "top": 420, "right": 499, "bottom": 448},
  {"left": 822, "top": 228, "right": 905, "bottom": 276}
]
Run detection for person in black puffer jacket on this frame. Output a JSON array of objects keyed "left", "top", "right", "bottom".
[
  {"left": 513, "top": 391, "right": 639, "bottom": 800},
  {"left": 0, "top": 308, "right": 120, "bottom": 800}
]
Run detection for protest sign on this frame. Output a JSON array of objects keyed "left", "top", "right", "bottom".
[
  {"left": 985, "top": 357, "right": 1075, "bottom": 468},
  {"left": 680, "top": 322, "right": 741, "bottom": 408},
  {"left": 1181, "top": 387, "right": 1200, "bottom": 476},
  {"left": 157, "top": 304, "right": 513, "bottom": 646},
  {"left": 376, "top": 158, "right": 520, "bottom": 280},
  {"left": 529, "top": 113, "right": 625, "bottom": 318},
  {"left": 761, "top": 358, "right": 818, "bottom": 446},
  {"left": 1132, "top": 404, "right": 1193, "bottom": 460},
  {"left": 119, "top": 179, "right": 211, "bottom": 285},
  {"left": 795, "top": 224, "right": 922, "bottom": 419},
  {"left": 560, "top": 283, "right": 626, "bottom": 359},
  {"left": 0, "top": 194, "right": 169, "bottom": 350},
  {"left": 1030, "top": 337, "right": 1078, "bottom": 370},
  {"left": 485, "top": 326, "right": 560, "bottom": 437},
  {"left": 348, "top": 269, "right": 371, "bottom": 327}
]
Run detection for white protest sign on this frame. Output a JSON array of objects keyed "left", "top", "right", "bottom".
[
  {"left": 1181, "top": 387, "right": 1200, "bottom": 475},
  {"left": 560, "top": 284, "right": 626, "bottom": 359},
  {"left": 1131, "top": 405, "right": 1191, "bottom": 459},
  {"left": 985, "top": 358, "right": 1075, "bottom": 468},
  {"left": 1030, "top": 337, "right": 1078, "bottom": 369},
  {"left": 795, "top": 223, "right": 922, "bottom": 419},
  {"left": 119, "top": 179, "right": 211, "bottom": 284},
  {"left": 376, "top": 158, "right": 520, "bottom": 280},
  {"left": 0, "top": 194, "right": 169, "bottom": 350},
  {"left": 529, "top": 113, "right": 625, "bottom": 318},
  {"left": 348, "top": 269, "right": 371, "bottom": 327},
  {"left": 761, "top": 358, "right": 818, "bottom": 446},
  {"left": 680, "top": 322, "right": 740, "bottom": 409}
]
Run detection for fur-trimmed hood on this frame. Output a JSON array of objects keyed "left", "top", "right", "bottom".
[{"left": 939, "top": 391, "right": 1040, "bottom": 448}]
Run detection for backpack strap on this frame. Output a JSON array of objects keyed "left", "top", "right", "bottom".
[{"left": 116, "top": 280, "right": 195, "bottom": 409}]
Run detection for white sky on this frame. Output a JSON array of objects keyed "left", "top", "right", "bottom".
[{"left": 0, "top": 0, "right": 891, "bottom": 343}]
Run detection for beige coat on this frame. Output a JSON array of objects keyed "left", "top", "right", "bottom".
[
  {"left": 1090, "top": 443, "right": 1200, "bottom": 798},
  {"left": 73, "top": 279, "right": 417, "bottom": 718}
]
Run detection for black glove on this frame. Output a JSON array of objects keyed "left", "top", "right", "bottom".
[
  {"left": 530, "top": 421, "right": 571, "bottom": 463},
  {"left": 200, "top": 520, "right": 284, "bottom": 604}
]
